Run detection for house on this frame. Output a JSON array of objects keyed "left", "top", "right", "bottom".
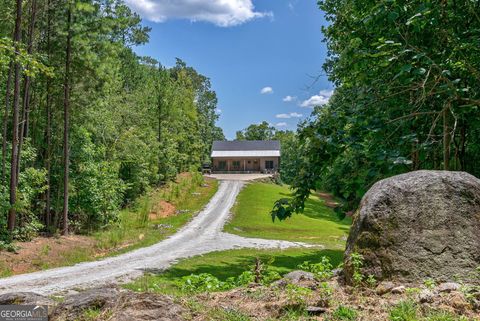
[{"left": 211, "top": 140, "right": 280, "bottom": 173}]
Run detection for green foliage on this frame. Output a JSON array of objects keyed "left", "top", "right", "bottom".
[
  {"left": 285, "top": 283, "right": 313, "bottom": 308},
  {"left": 330, "top": 305, "right": 358, "bottom": 321},
  {"left": 178, "top": 258, "right": 282, "bottom": 293},
  {"left": 423, "top": 278, "right": 436, "bottom": 289},
  {"left": 274, "top": 0, "right": 480, "bottom": 217},
  {"left": 297, "top": 256, "right": 333, "bottom": 280},
  {"left": 180, "top": 273, "right": 232, "bottom": 293},
  {"left": 389, "top": 300, "right": 418, "bottom": 321},
  {"left": 349, "top": 252, "right": 364, "bottom": 286},
  {"left": 235, "top": 121, "right": 275, "bottom": 141},
  {"left": 0, "top": 0, "right": 223, "bottom": 237}
]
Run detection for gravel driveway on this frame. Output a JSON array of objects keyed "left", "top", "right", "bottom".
[{"left": 0, "top": 180, "right": 313, "bottom": 295}]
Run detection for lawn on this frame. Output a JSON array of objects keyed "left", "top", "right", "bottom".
[
  {"left": 224, "top": 182, "right": 351, "bottom": 248},
  {"left": 125, "top": 247, "right": 344, "bottom": 295},
  {"left": 126, "top": 182, "right": 352, "bottom": 295}
]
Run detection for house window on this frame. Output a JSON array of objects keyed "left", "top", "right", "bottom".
[
  {"left": 218, "top": 161, "right": 227, "bottom": 170},
  {"left": 265, "top": 160, "right": 274, "bottom": 169},
  {"left": 232, "top": 160, "right": 241, "bottom": 170}
]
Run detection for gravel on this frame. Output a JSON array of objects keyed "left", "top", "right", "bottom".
[{"left": 0, "top": 180, "right": 313, "bottom": 295}]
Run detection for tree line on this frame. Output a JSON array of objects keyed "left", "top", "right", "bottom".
[
  {"left": 271, "top": 0, "right": 480, "bottom": 220},
  {"left": 0, "top": 0, "right": 223, "bottom": 241}
]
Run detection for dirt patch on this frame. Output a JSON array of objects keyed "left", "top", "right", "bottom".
[
  {"left": 149, "top": 200, "right": 177, "bottom": 220},
  {"left": 316, "top": 191, "right": 340, "bottom": 208},
  {"left": 0, "top": 235, "right": 95, "bottom": 276},
  {"left": 190, "top": 278, "right": 480, "bottom": 320}
]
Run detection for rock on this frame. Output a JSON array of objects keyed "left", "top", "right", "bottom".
[
  {"left": 0, "top": 292, "right": 54, "bottom": 307},
  {"left": 344, "top": 170, "right": 480, "bottom": 284},
  {"left": 113, "top": 292, "right": 185, "bottom": 321},
  {"left": 419, "top": 289, "right": 435, "bottom": 303},
  {"left": 283, "top": 271, "right": 315, "bottom": 283},
  {"left": 376, "top": 281, "right": 395, "bottom": 295},
  {"left": 50, "top": 287, "right": 185, "bottom": 321},
  {"left": 306, "top": 306, "right": 327, "bottom": 315},
  {"left": 391, "top": 286, "right": 406, "bottom": 294},
  {"left": 436, "top": 282, "right": 461, "bottom": 293},
  {"left": 332, "top": 268, "right": 343, "bottom": 277}
]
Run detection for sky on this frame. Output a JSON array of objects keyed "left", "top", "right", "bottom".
[{"left": 125, "top": 0, "right": 332, "bottom": 140}]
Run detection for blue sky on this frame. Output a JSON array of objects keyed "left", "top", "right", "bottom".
[{"left": 126, "top": 0, "right": 332, "bottom": 139}]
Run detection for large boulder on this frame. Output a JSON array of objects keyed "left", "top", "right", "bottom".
[{"left": 344, "top": 170, "right": 480, "bottom": 284}]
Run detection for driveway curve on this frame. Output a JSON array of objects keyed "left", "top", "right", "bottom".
[{"left": 0, "top": 180, "right": 313, "bottom": 295}]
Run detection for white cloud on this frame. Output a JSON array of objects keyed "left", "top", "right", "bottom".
[
  {"left": 276, "top": 112, "right": 303, "bottom": 119},
  {"left": 125, "top": 0, "right": 272, "bottom": 27},
  {"left": 275, "top": 122, "right": 287, "bottom": 127},
  {"left": 260, "top": 86, "right": 274, "bottom": 94},
  {"left": 300, "top": 89, "right": 334, "bottom": 108},
  {"left": 282, "top": 95, "right": 296, "bottom": 102}
]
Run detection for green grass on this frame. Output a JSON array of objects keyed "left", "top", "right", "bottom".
[
  {"left": 125, "top": 247, "right": 343, "bottom": 295},
  {"left": 224, "top": 182, "right": 351, "bottom": 248}
]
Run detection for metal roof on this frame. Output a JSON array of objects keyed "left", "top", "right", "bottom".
[
  {"left": 211, "top": 150, "right": 280, "bottom": 157},
  {"left": 212, "top": 140, "right": 280, "bottom": 151}
]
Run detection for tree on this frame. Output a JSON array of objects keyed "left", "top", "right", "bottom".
[
  {"left": 236, "top": 121, "right": 276, "bottom": 141},
  {"left": 272, "top": 0, "right": 480, "bottom": 221},
  {"left": 7, "top": 0, "right": 23, "bottom": 232},
  {"left": 61, "top": 0, "right": 73, "bottom": 235}
]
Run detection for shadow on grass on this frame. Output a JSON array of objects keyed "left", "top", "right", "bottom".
[
  {"left": 145, "top": 249, "right": 344, "bottom": 281},
  {"left": 302, "top": 199, "right": 352, "bottom": 226},
  {"left": 277, "top": 192, "right": 351, "bottom": 226}
]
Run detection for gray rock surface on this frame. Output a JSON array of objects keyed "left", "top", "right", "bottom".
[
  {"left": 0, "top": 288, "right": 185, "bottom": 321},
  {"left": 345, "top": 170, "right": 480, "bottom": 284},
  {"left": 283, "top": 271, "right": 315, "bottom": 282},
  {"left": 419, "top": 289, "right": 435, "bottom": 303},
  {"left": 436, "top": 282, "right": 461, "bottom": 293},
  {"left": 0, "top": 292, "right": 54, "bottom": 306},
  {"left": 375, "top": 281, "right": 395, "bottom": 295},
  {"left": 391, "top": 285, "right": 406, "bottom": 294}
]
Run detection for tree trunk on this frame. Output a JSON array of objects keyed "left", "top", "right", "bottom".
[
  {"left": 1, "top": 62, "right": 13, "bottom": 185},
  {"left": 8, "top": 0, "right": 24, "bottom": 232},
  {"left": 16, "top": 0, "right": 37, "bottom": 186},
  {"left": 62, "top": 2, "right": 72, "bottom": 235},
  {"left": 45, "top": 0, "right": 52, "bottom": 228}
]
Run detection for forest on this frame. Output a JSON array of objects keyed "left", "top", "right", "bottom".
[
  {"left": 0, "top": 0, "right": 223, "bottom": 242},
  {"left": 272, "top": 0, "right": 480, "bottom": 219}
]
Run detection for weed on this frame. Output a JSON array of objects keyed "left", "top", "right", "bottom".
[
  {"left": 366, "top": 274, "right": 377, "bottom": 288},
  {"left": 349, "top": 252, "right": 364, "bottom": 286},
  {"left": 423, "top": 278, "right": 436, "bottom": 289},
  {"left": 317, "top": 282, "right": 334, "bottom": 307},
  {"left": 425, "top": 310, "right": 467, "bottom": 321},
  {"left": 40, "top": 244, "right": 51, "bottom": 256},
  {"left": 285, "top": 283, "right": 313, "bottom": 308},
  {"left": 331, "top": 305, "right": 358, "bottom": 320},
  {"left": 389, "top": 300, "right": 418, "bottom": 321},
  {"left": 297, "top": 256, "right": 333, "bottom": 280}
]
